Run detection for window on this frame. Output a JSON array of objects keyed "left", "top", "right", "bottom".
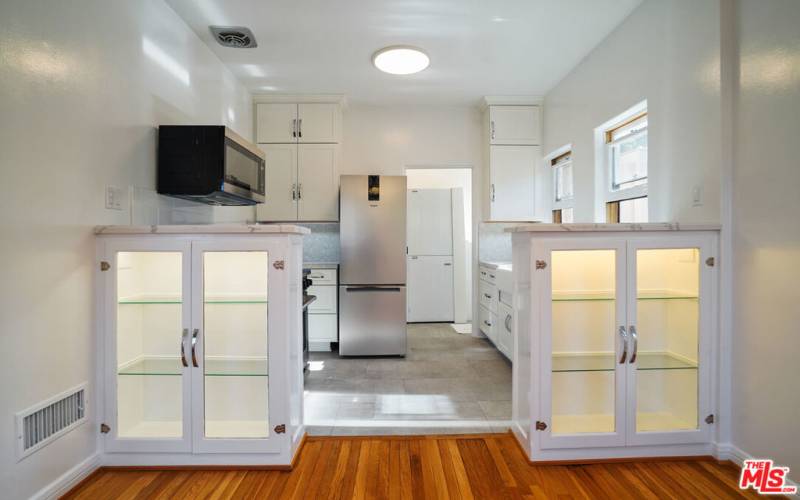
[
  {"left": 602, "top": 107, "right": 648, "bottom": 222},
  {"left": 551, "top": 149, "right": 574, "bottom": 223}
]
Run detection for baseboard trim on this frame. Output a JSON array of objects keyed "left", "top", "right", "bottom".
[
  {"left": 31, "top": 453, "right": 100, "bottom": 500},
  {"left": 715, "top": 442, "right": 798, "bottom": 492}
]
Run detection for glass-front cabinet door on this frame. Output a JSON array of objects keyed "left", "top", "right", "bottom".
[
  {"left": 104, "top": 240, "right": 192, "bottom": 453},
  {"left": 538, "top": 240, "right": 627, "bottom": 449},
  {"left": 625, "top": 237, "right": 713, "bottom": 445},
  {"left": 191, "top": 240, "right": 286, "bottom": 453}
]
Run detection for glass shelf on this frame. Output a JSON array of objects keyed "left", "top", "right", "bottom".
[
  {"left": 552, "top": 352, "right": 697, "bottom": 373},
  {"left": 118, "top": 298, "right": 268, "bottom": 305},
  {"left": 118, "top": 357, "right": 268, "bottom": 377},
  {"left": 552, "top": 292, "right": 698, "bottom": 302}
]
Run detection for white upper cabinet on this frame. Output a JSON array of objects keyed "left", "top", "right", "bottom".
[
  {"left": 297, "top": 144, "right": 340, "bottom": 221},
  {"left": 489, "top": 106, "right": 541, "bottom": 145},
  {"left": 256, "top": 103, "right": 298, "bottom": 143},
  {"left": 489, "top": 145, "right": 540, "bottom": 221},
  {"left": 297, "top": 103, "right": 340, "bottom": 143},
  {"left": 256, "top": 144, "right": 298, "bottom": 221},
  {"left": 256, "top": 102, "right": 341, "bottom": 144}
]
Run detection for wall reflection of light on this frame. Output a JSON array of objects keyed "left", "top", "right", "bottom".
[
  {"left": 241, "top": 64, "right": 266, "bottom": 78},
  {"left": 742, "top": 50, "right": 800, "bottom": 91},
  {"left": 227, "top": 107, "right": 235, "bottom": 122},
  {"left": 142, "top": 37, "right": 190, "bottom": 86},
  {"left": 2, "top": 39, "right": 72, "bottom": 79}
]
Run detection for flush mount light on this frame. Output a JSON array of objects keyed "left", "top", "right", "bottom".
[{"left": 372, "top": 46, "right": 430, "bottom": 75}]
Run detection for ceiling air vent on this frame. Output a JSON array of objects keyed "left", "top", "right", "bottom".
[{"left": 209, "top": 26, "right": 258, "bottom": 48}]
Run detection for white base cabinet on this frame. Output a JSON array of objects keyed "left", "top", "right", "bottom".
[
  {"left": 510, "top": 226, "right": 719, "bottom": 462},
  {"left": 95, "top": 225, "right": 306, "bottom": 465},
  {"left": 478, "top": 263, "right": 513, "bottom": 361},
  {"left": 307, "top": 266, "right": 338, "bottom": 351}
]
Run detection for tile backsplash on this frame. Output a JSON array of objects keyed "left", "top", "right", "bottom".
[
  {"left": 479, "top": 222, "right": 514, "bottom": 262},
  {"left": 297, "top": 223, "right": 340, "bottom": 263}
]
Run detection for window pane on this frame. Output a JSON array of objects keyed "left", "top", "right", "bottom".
[
  {"left": 619, "top": 197, "right": 648, "bottom": 223},
  {"left": 611, "top": 131, "right": 647, "bottom": 190},
  {"left": 554, "top": 161, "right": 574, "bottom": 202}
]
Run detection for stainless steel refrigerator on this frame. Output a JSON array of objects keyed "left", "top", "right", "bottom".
[{"left": 339, "top": 175, "right": 407, "bottom": 356}]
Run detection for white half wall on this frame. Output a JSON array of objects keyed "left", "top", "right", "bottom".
[
  {"left": 542, "top": 0, "right": 722, "bottom": 224},
  {"left": 731, "top": 0, "right": 800, "bottom": 475},
  {"left": 0, "top": 0, "right": 252, "bottom": 497}
]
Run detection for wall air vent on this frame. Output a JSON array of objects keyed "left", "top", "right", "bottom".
[
  {"left": 209, "top": 26, "right": 258, "bottom": 48},
  {"left": 15, "top": 384, "right": 87, "bottom": 460}
]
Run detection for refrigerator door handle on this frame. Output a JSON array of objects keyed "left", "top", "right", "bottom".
[{"left": 345, "top": 286, "right": 402, "bottom": 292}]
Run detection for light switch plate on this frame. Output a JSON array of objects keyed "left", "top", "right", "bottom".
[
  {"left": 105, "top": 186, "right": 124, "bottom": 210},
  {"left": 692, "top": 185, "right": 703, "bottom": 207}
]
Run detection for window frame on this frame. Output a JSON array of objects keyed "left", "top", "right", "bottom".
[{"left": 546, "top": 145, "right": 574, "bottom": 222}]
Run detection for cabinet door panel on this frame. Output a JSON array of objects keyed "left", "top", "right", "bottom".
[
  {"left": 308, "top": 285, "right": 336, "bottom": 314},
  {"left": 407, "top": 189, "right": 453, "bottom": 256},
  {"left": 298, "top": 103, "right": 340, "bottom": 143},
  {"left": 407, "top": 255, "right": 454, "bottom": 322},
  {"left": 490, "top": 145, "right": 539, "bottom": 221},
  {"left": 297, "top": 144, "right": 339, "bottom": 221},
  {"left": 489, "top": 106, "right": 541, "bottom": 145},
  {"left": 256, "top": 103, "right": 298, "bottom": 143},
  {"left": 308, "top": 315, "right": 338, "bottom": 342},
  {"left": 256, "top": 144, "right": 297, "bottom": 221}
]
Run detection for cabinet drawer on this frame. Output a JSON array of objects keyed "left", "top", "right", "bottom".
[
  {"left": 479, "top": 305, "right": 496, "bottom": 342},
  {"left": 479, "top": 280, "right": 498, "bottom": 313},
  {"left": 308, "top": 285, "right": 336, "bottom": 313},
  {"left": 308, "top": 314, "right": 337, "bottom": 342},
  {"left": 307, "top": 268, "right": 337, "bottom": 285},
  {"left": 479, "top": 265, "right": 498, "bottom": 285}
]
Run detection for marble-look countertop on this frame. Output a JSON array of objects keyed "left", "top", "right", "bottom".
[
  {"left": 479, "top": 261, "right": 512, "bottom": 271},
  {"left": 304, "top": 262, "right": 338, "bottom": 269},
  {"left": 95, "top": 224, "right": 310, "bottom": 235},
  {"left": 505, "top": 223, "right": 721, "bottom": 233}
]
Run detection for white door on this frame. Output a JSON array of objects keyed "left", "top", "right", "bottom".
[
  {"left": 489, "top": 106, "right": 541, "bottom": 145},
  {"left": 256, "top": 103, "right": 298, "bottom": 143},
  {"left": 297, "top": 144, "right": 339, "bottom": 221},
  {"left": 407, "top": 189, "right": 453, "bottom": 256},
  {"left": 297, "top": 103, "right": 340, "bottom": 143},
  {"left": 624, "top": 235, "right": 714, "bottom": 446},
  {"left": 102, "top": 239, "right": 192, "bottom": 453},
  {"left": 490, "top": 145, "right": 539, "bottom": 221},
  {"left": 190, "top": 239, "right": 287, "bottom": 453},
  {"left": 256, "top": 144, "right": 297, "bottom": 222},
  {"left": 538, "top": 239, "right": 627, "bottom": 449},
  {"left": 407, "top": 255, "right": 454, "bottom": 322}
]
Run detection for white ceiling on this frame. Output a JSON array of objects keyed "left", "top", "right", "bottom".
[{"left": 166, "top": 0, "right": 642, "bottom": 104}]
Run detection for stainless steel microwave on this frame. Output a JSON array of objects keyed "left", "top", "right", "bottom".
[{"left": 157, "top": 125, "right": 265, "bottom": 206}]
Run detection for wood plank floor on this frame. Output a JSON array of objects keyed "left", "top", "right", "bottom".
[{"left": 63, "top": 433, "right": 757, "bottom": 499}]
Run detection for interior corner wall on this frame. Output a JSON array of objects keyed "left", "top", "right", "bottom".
[
  {"left": 731, "top": 0, "right": 800, "bottom": 474},
  {"left": 541, "top": 0, "right": 722, "bottom": 224},
  {"left": 0, "top": 0, "right": 252, "bottom": 497}
]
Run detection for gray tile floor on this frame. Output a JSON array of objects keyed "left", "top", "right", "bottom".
[{"left": 304, "top": 323, "right": 512, "bottom": 436}]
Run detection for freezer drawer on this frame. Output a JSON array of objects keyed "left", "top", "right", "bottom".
[{"left": 339, "top": 285, "right": 407, "bottom": 356}]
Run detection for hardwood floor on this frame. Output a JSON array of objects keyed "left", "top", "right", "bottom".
[{"left": 63, "top": 433, "right": 756, "bottom": 499}]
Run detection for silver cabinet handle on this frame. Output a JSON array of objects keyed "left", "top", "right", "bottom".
[
  {"left": 629, "top": 325, "right": 638, "bottom": 363},
  {"left": 618, "top": 326, "right": 628, "bottom": 364},
  {"left": 180, "top": 328, "right": 189, "bottom": 367},
  {"left": 484, "top": 293, "right": 492, "bottom": 299},
  {"left": 490, "top": 120, "right": 495, "bottom": 140},
  {"left": 191, "top": 328, "right": 199, "bottom": 368},
  {"left": 291, "top": 183, "right": 297, "bottom": 201},
  {"left": 483, "top": 319, "right": 492, "bottom": 327},
  {"left": 489, "top": 274, "right": 496, "bottom": 279},
  {"left": 297, "top": 183, "right": 302, "bottom": 200},
  {"left": 505, "top": 314, "right": 512, "bottom": 332},
  {"left": 292, "top": 118, "right": 297, "bottom": 138},
  {"left": 309, "top": 274, "right": 324, "bottom": 279},
  {"left": 298, "top": 119, "right": 302, "bottom": 138},
  {"left": 491, "top": 183, "right": 496, "bottom": 202}
]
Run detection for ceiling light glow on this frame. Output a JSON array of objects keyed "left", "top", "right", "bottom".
[{"left": 372, "top": 46, "right": 429, "bottom": 75}]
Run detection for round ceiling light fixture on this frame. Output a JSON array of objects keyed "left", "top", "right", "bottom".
[{"left": 372, "top": 46, "right": 430, "bottom": 75}]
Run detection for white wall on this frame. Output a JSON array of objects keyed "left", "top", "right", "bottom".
[
  {"left": 0, "top": 0, "right": 252, "bottom": 497},
  {"left": 731, "top": 0, "right": 800, "bottom": 473},
  {"left": 542, "top": 0, "right": 722, "bottom": 224}
]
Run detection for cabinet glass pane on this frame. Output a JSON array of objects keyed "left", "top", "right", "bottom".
[
  {"left": 116, "top": 252, "right": 183, "bottom": 439},
  {"left": 551, "top": 250, "right": 616, "bottom": 435},
  {"left": 635, "top": 248, "right": 699, "bottom": 432},
  {"left": 203, "top": 251, "right": 269, "bottom": 439}
]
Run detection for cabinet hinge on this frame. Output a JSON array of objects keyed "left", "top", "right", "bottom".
[
  {"left": 274, "top": 424, "right": 286, "bottom": 434},
  {"left": 705, "top": 414, "right": 715, "bottom": 424},
  {"left": 705, "top": 257, "right": 715, "bottom": 267},
  {"left": 535, "top": 260, "right": 547, "bottom": 270},
  {"left": 535, "top": 420, "right": 548, "bottom": 431},
  {"left": 100, "top": 423, "right": 111, "bottom": 434},
  {"left": 100, "top": 261, "right": 110, "bottom": 272},
  {"left": 272, "top": 260, "right": 285, "bottom": 270}
]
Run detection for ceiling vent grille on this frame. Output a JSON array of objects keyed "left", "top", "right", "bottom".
[
  {"left": 209, "top": 26, "right": 258, "bottom": 48},
  {"left": 15, "top": 384, "right": 87, "bottom": 460}
]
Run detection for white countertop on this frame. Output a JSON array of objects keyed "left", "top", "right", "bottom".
[
  {"left": 95, "top": 224, "right": 311, "bottom": 235},
  {"left": 505, "top": 223, "right": 721, "bottom": 233},
  {"left": 480, "top": 261, "right": 512, "bottom": 271},
  {"left": 304, "top": 262, "right": 338, "bottom": 269}
]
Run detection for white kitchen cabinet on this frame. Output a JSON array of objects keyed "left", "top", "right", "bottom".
[
  {"left": 307, "top": 266, "right": 338, "bottom": 351},
  {"left": 489, "top": 106, "right": 541, "bottom": 145},
  {"left": 478, "top": 263, "right": 513, "bottom": 361},
  {"left": 407, "top": 255, "right": 454, "bottom": 322},
  {"left": 95, "top": 225, "right": 306, "bottom": 466},
  {"left": 256, "top": 144, "right": 340, "bottom": 222},
  {"left": 510, "top": 226, "right": 719, "bottom": 462},
  {"left": 256, "top": 103, "right": 341, "bottom": 144},
  {"left": 497, "top": 301, "right": 513, "bottom": 358},
  {"left": 489, "top": 145, "right": 540, "bottom": 221},
  {"left": 407, "top": 189, "right": 453, "bottom": 256},
  {"left": 308, "top": 315, "right": 337, "bottom": 343}
]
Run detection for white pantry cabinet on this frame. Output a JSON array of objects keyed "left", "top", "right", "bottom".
[
  {"left": 510, "top": 224, "right": 720, "bottom": 462},
  {"left": 95, "top": 224, "right": 307, "bottom": 466},
  {"left": 256, "top": 103, "right": 341, "bottom": 144},
  {"left": 489, "top": 106, "right": 541, "bottom": 145}
]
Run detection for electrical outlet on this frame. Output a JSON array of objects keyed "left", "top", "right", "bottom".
[
  {"left": 105, "top": 186, "right": 124, "bottom": 210},
  {"left": 692, "top": 185, "right": 703, "bottom": 207}
]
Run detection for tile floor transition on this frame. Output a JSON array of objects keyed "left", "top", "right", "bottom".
[{"left": 304, "top": 323, "right": 512, "bottom": 436}]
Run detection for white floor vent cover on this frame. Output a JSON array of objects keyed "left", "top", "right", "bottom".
[{"left": 16, "top": 384, "right": 87, "bottom": 460}]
